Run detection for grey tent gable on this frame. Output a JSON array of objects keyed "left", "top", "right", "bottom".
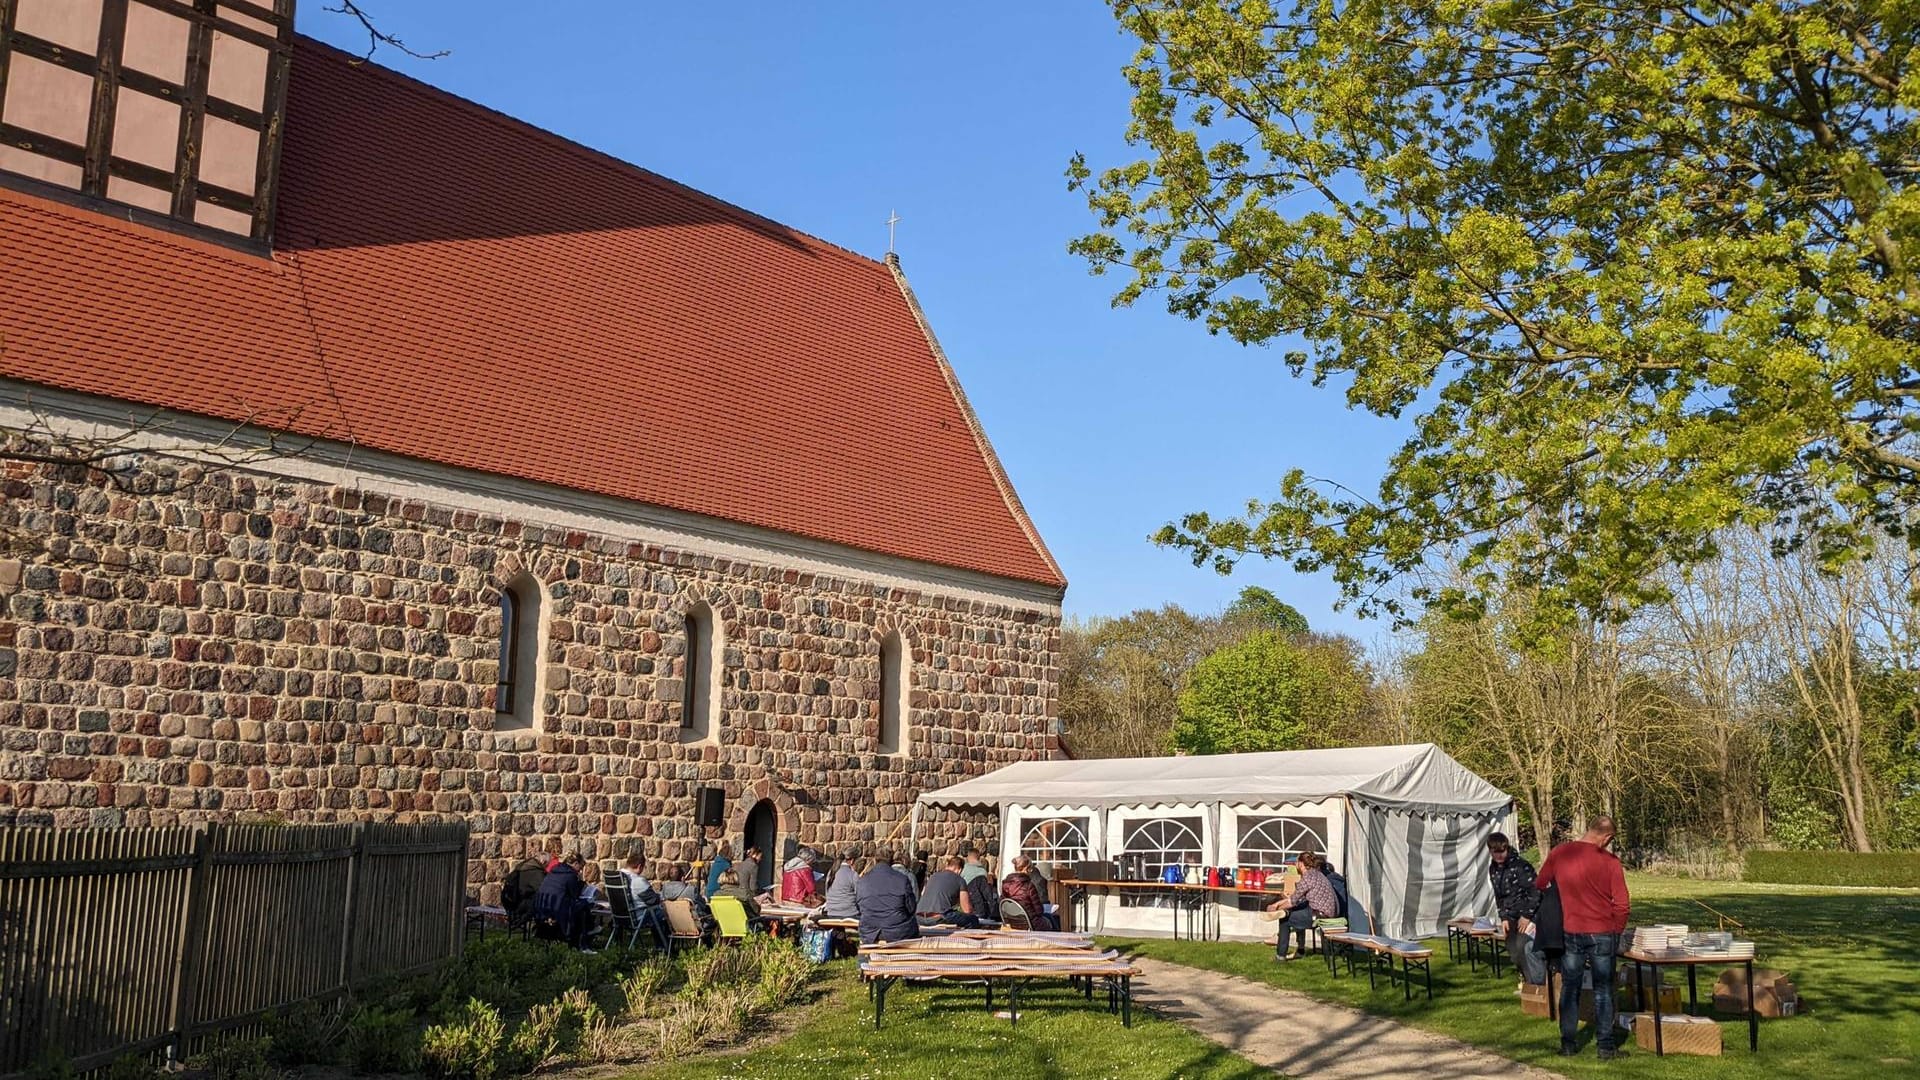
[{"left": 917, "top": 743, "right": 1510, "bottom": 815}]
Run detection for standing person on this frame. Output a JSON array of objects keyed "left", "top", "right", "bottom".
[
  {"left": 1487, "top": 832, "right": 1546, "bottom": 984},
  {"left": 854, "top": 848, "right": 921, "bottom": 944},
  {"left": 1265, "top": 852, "right": 1337, "bottom": 961},
  {"left": 1535, "top": 816, "right": 1631, "bottom": 1060},
  {"left": 915, "top": 855, "right": 980, "bottom": 928}
]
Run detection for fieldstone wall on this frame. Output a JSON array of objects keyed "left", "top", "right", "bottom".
[{"left": 0, "top": 454, "right": 1059, "bottom": 896}]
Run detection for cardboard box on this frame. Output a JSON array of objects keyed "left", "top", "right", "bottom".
[
  {"left": 1713, "top": 968, "right": 1798, "bottom": 1017},
  {"left": 1624, "top": 984, "right": 1683, "bottom": 1013},
  {"left": 1520, "top": 981, "right": 1553, "bottom": 1018},
  {"left": 1633, "top": 1013, "right": 1723, "bottom": 1056}
]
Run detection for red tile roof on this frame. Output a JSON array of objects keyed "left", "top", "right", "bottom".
[{"left": 0, "top": 39, "right": 1064, "bottom": 591}]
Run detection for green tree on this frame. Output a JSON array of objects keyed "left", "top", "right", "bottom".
[
  {"left": 1172, "top": 630, "right": 1369, "bottom": 753},
  {"left": 1223, "top": 585, "right": 1309, "bottom": 635},
  {"left": 1071, "top": 1, "right": 1920, "bottom": 626},
  {"left": 1060, "top": 605, "right": 1239, "bottom": 757}
]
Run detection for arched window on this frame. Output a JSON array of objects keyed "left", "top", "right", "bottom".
[
  {"left": 1236, "top": 816, "right": 1329, "bottom": 872},
  {"left": 1122, "top": 817, "right": 1205, "bottom": 880},
  {"left": 679, "top": 602, "right": 720, "bottom": 743},
  {"left": 495, "top": 573, "right": 543, "bottom": 730},
  {"left": 1017, "top": 817, "right": 1090, "bottom": 867},
  {"left": 878, "top": 630, "right": 907, "bottom": 755}
]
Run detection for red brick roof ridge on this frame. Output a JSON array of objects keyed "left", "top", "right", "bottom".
[
  {"left": 292, "top": 36, "right": 883, "bottom": 272},
  {"left": 885, "top": 253, "right": 1066, "bottom": 588}
]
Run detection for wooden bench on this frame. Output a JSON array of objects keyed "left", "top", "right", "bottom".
[
  {"left": 1324, "top": 933, "right": 1435, "bottom": 1000},
  {"left": 858, "top": 951, "right": 1140, "bottom": 1028}
]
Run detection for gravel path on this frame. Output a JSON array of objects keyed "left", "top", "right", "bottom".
[{"left": 1128, "top": 956, "right": 1567, "bottom": 1080}]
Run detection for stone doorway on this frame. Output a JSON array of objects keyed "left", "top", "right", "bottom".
[{"left": 744, "top": 798, "right": 778, "bottom": 892}]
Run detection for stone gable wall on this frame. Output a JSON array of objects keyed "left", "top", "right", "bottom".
[{"left": 0, "top": 455, "right": 1058, "bottom": 894}]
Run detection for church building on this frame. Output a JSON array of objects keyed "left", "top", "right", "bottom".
[{"left": 0, "top": 0, "right": 1065, "bottom": 892}]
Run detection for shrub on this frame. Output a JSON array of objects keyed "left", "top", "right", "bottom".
[
  {"left": 420, "top": 999, "right": 504, "bottom": 1080},
  {"left": 653, "top": 998, "right": 707, "bottom": 1058},
  {"left": 574, "top": 1020, "right": 628, "bottom": 1065},
  {"left": 502, "top": 987, "right": 602, "bottom": 1073},
  {"left": 616, "top": 961, "right": 673, "bottom": 1019},
  {"left": 345, "top": 1005, "right": 421, "bottom": 1074},
  {"left": 104, "top": 1053, "right": 163, "bottom": 1080},
  {"left": 264, "top": 997, "right": 346, "bottom": 1066},
  {"left": 190, "top": 1038, "right": 273, "bottom": 1080},
  {"left": 698, "top": 986, "right": 759, "bottom": 1046},
  {"left": 1744, "top": 849, "right": 1920, "bottom": 888},
  {"left": 752, "top": 943, "right": 813, "bottom": 1010}
]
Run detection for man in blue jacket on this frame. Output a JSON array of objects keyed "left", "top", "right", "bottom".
[{"left": 854, "top": 848, "right": 921, "bottom": 944}]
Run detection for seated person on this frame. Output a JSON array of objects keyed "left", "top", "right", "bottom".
[
  {"left": 811, "top": 849, "right": 864, "bottom": 921},
  {"left": 734, "top": 845, "right": 764, "bottom": 900},
  {"left": 1265, "top": 851, "right": 1338, "bottom": 961},
  {"left": 915, "top": 855, "right": 980, "bottom": 928},
  {"left": 532, "top": 852, "right": 596, "bottom": 950},
  {"left": 715, "top": 868, "right": 764, "bottom": 922},
  {"left": 962, "top": 859, "right": 998, "bottom": 922},
  {"left": 499, "top": 854, "right": 546, "bottom": 929},
  {"left": 659, "top": 861, "right": 718, "bottom": 936},
  {"left": 854, "top": 848, "right": 921, "bottom": 944},
  {"left": 1000, "top": 858, "right": 1055, "bottom": 931},
  {"left": 781, "top": 847, "right": 823, "bottom": 906},
  {"left": 620, "top": 851, "right": 670, "bottom": 947}
]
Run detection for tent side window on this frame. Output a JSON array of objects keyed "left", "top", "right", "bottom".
[
  {"left": 1016, "top": 817, "right": 1090, "bottom": 870},
  {"left": 1237, "top": 816, "right": 1329, "bottom": 871},
  {"left": 1118, "top": 816, "right": 1204, "bottom": 906}
]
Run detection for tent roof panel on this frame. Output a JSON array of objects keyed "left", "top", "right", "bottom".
[{"left": 918, "top": 744, "right": 1511, "bottom": 814}]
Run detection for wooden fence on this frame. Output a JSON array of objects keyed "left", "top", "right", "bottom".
[{"left": 0, "top": 821, "right": 469, "bottom": 1077}]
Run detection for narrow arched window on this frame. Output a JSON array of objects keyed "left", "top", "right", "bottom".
[
  {"left": 878, "top": 630, "right": 906, "bottom": 755},
  {"left": 680, "top": 602, "right": 719, "bottom": 743},
  {"left": 496, "top": 589, "right": 519, "bottom": 716},
  {"left": 496, "top": 573, "right": 542, "bottom": 730}
]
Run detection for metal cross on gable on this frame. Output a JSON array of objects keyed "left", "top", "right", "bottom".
[{"left": 886, "top": 210, "right": 901, "bottom": 254}]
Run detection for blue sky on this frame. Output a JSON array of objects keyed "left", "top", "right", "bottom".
[{"left": 298, "top": 2, "right": 1410, "bottom": 639}]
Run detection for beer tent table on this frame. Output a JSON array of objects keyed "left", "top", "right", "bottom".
[{"left": 910, "top": 743, "right": 1515, "bottom": 941}]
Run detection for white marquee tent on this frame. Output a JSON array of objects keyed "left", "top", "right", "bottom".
[{"left": 912, "top": 743, "right": 1516, "bottom": 940}]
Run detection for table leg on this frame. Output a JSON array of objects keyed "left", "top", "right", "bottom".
[
  {"left": 1467, "top": 935, "right": 1478, "bottom": 972},
  {"left": 1402, "top": 956, "right": 1412, "bottom": 1001},
  {"left": 986, "top": 980, "right": 994, "bottom": 1011},
  {"left": 1009, "top": 980, "right": 1020, "bottom": 1027},
  {"left": 1424, "top": 958, "right": 1432, "bottom": 1001},
  {"left": 1687, "top": 963, "right": 1698, "bottom": 1014},
  {"left": 1122, "top": 975, "right": 1132, "bottom": 1028},
  {"left": 1746, "top": 958, "right": 1757, "bottom": 1052},
  {"left": 1491, "top": 938, "right": 1505, "bottom": 979},
  {"left": 1652, "top": 963, "right": 1665, "bottom": 1056},
  {"left": 874, "top": 977, "right": 892, "bottom": 1030}
]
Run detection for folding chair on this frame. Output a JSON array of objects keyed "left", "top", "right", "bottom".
[
  {"left": 709, "top": 895, "right": 753, "bottom": 942},
  {"left": 604, "top": 884, "right": 647, "bottom": 950},
  {"left": 999, "top": 897, "right": 1033, "bottom": 930},
  {"left": 662, "top": 898, "right": 706, "bottom": 958}
]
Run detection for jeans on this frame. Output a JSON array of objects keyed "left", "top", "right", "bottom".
[
  {"left": 1557, "top": 932, "right": 1620, "bottom": 1051},
  {"left": 1509, "top": 928, "right": 1548, "bottom": 984},
  {"left": 1277, "top": 906, "right": 1315, "bottom": 956}
]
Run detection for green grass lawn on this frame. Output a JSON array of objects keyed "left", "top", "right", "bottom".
[
  {"left": 628, "top": 962, "right": 1273, "bottom": 1080},
  {"left": 1113, "top": 873, "right": 1920, "bottom": 1079}
]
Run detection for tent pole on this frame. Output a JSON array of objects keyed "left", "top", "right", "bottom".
[{"left": 907, "top": 801, "right": 920, "bottom": 857}]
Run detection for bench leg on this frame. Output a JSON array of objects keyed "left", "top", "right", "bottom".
[
  {"left": 1424, "top": 958, "right": 1432, "bottom": 1001},
  {"left": 1402, "top": 956, "right": 1412, "bottom": 1001},
  {"left": 1122, "top": 975, "right": 1132, "bottom": 1028},
  {"left": 986, "top": 979, "right": 994, "bottom": 1011},
  {"left": 1008, "top": 980, "right": 1020, "bottom": 1027},
  {"left": 1367, "top": 951, "right": 1378, "bottom": 991},
  {"left": 873, "top": 977, "right": 893, "bottom": 1030}
]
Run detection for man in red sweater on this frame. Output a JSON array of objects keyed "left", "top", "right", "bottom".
[{"left": 1535, "top": 815, "right": 1631, "bottom": 1059}]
